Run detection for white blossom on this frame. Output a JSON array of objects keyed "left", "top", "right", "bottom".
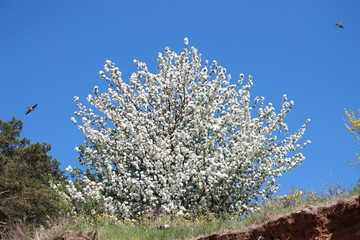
[
  {"left": 184, "top": 37, "right": 189, "bottom": 45},
  {"left": 70, "top": 117, "right": 77, "bottom": 124},
  {"left": 64, "top": 39, "right": 310, "bottom": 220}
]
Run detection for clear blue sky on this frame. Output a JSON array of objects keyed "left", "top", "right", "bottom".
[{"left": 1, "top": 0, "right": 359, "bottom": 195}]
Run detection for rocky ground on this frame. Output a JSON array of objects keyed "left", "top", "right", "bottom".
[{"left": 195, "top": 194, "right": 360, "bottom": 240}]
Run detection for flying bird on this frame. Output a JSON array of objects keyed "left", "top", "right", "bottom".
[
  {"left": 25, "top": 104, "right": 38, "bottom": 115},
  {"left": 335, "top": 22, "right": 344, "bottom": 28}
]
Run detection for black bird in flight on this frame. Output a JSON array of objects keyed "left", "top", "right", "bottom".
[
  {"left": 335, "top": 22, "right": 344, "bottom": 28},
  {"left": 25, "top": 104, "right": 38, "bottom": 115}
]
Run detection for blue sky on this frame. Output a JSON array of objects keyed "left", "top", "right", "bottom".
[{"left": 1, "top": 0, "right": 359, "bottom": 195}]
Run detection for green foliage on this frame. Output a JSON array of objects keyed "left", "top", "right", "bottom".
[{"left": 0, "top": 117, "right": 67, "bottom": 234}]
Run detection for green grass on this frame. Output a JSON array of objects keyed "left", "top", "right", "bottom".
[
  {"left": 27, "top": 213, "right": 245, "bottom": 240},
  {"left": 99, "top": 224, "right": 216, "bottom": 240},
  {"left": 66, "top": 215, "right": 242, "bottom": 240}
]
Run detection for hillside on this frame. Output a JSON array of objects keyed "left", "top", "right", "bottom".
[{"left": 195, "top": 194, "right": 360, "bottom": 240}]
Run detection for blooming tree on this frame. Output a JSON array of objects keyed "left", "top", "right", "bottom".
[
  {"left": 65, "top": 38, "right": 310, "bottom": 220},
  {"left": 345, "top": 109, "right": 360, "bottom": 168}
]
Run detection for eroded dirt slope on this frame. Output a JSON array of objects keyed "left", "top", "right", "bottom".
[{"left": 196, "top": 194, "right": 360, "bottom": 240}]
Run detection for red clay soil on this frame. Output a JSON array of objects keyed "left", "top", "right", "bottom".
[{"left": 195, "top": 194, "right": 360, "bottom": 240}]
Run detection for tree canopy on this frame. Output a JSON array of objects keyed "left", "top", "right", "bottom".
[{"left": 0, "top": 117, "right": 66, "bottom": 231}]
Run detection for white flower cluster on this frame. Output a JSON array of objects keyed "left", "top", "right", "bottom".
[{"left": 65, "top": 38, "right": 310, "bottom": 220}]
